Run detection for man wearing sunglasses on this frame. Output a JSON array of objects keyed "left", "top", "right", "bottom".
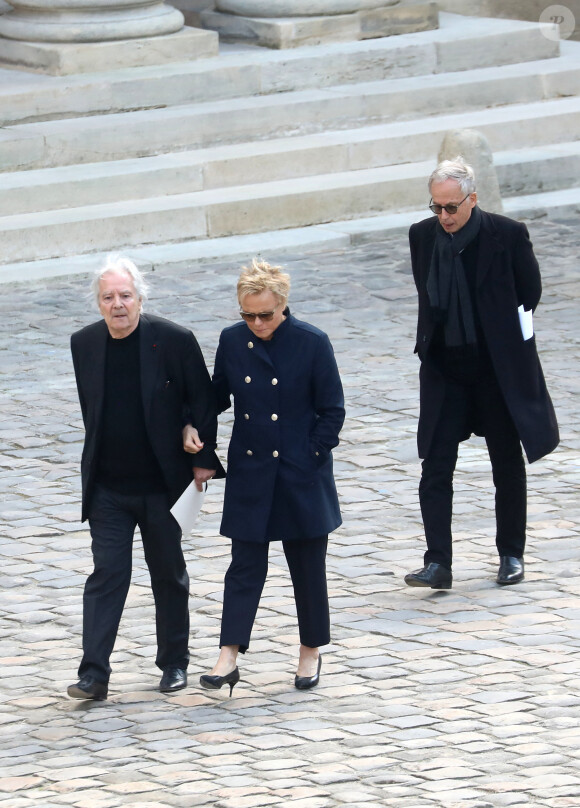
[{"left": 405, "top": 157, "right": 559, "bottom": 590}]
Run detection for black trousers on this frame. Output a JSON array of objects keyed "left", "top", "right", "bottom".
[
  {"left": 219, "top": 535, "right": 330, "bottom": 653},
  {"left": 419, "top": 373, "right": 526, "bottom": 570},
  {"left": 79, "top": 485, "right": 190, "bottom": 683}
]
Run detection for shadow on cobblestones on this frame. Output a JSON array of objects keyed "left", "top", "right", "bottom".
[{"left": 0, "top": 220, "right": 579, "bottom": 807}]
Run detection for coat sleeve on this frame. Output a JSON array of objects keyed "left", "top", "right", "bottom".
[
  {"left": 211, "top": 336, "right": 233, "bottom": 415},
  {"left": 309, "top": 333, "right": 345, "bottom": 463},
  {"left": 180, "top": 329, "right": 220, "bottom": 470},
  {"left": 512, "top": 223, "right": 542, "bottom": 312}
]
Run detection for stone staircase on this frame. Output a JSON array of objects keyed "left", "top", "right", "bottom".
[{"left": 0, "top": 11, "right": 579, "bottom": 281}]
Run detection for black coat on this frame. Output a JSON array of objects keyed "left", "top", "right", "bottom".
[
  {"left": 410, "top": 210, "right": 559, "bottom": 464},
  {"left": 71, "top": 313, "right": 223, "bottom": 522},
  {"left": 213, "top": 313, "right": 345, "bottom": 542}
]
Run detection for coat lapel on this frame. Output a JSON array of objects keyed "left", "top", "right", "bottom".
[
  {"left": 139, "top": 315, "right": 162, "bottom": 423},
  {"left": 476, "top": 210, "right": 505, "bottom": 288},
  {"left": 86, "top": 321, "right": 108, "bottom": 423}
]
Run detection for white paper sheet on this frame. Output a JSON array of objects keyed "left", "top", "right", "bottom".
[
  {"left": 170, "top": 481, "right": 206, "bottom": 537},
  {"left": 518, "top": 305, "right": 534, "bottom": 340}
]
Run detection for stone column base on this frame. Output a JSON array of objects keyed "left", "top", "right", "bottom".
[
  {"left": 200, "top": 1, "right": 438, "bottom": 48},
  {"left": 0, "top": 26, "right": 218, "bottom": 75}
]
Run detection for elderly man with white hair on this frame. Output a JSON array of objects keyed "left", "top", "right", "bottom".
[
  {"left": 405, "top": 158, "right": 559, "bottom": 590},
  {"left": 67, "top": 255, "right": 223, "bottom": 700}
]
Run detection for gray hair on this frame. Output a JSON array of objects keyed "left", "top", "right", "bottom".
[
  {"left": 428, "top": 156, "right": 476, "bottom": 195},
  {"left": 91, "top": 254, "right": 149, "bottom": 306}
]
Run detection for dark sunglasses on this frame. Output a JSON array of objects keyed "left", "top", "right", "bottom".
[
  {"left": 240, "top": 309, "right": 277, "bottom": 323},
  {"left": 429, "top": 193, "right": 470, "bottom": 215}
]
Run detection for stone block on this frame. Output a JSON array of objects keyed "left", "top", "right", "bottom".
[
  {"left": 0, "top": 155, "right": 206, "bottom": 216},
  {"left": 438, "top": 128, "right": 503, "bottom": 213},
  {"left": 436, "top": 23, "right": 559, "bottom": 73},
  {"left": 359, "top": 1, "right": 438, "bottom": 38},
  {"left": 0, "top": 201, "right": 208, "bottom": 262},
  {"left": 205, "top": 168, "right": 427, "bottom": 238},
  {"left": 0, "top": 26, "right": 218, "bottom": 75},
  {"left": 200, "top": 10, "right": 359, "bottom": 48},
  {"left": 200, "top": 1, "right": 438, "bottom": 48}
]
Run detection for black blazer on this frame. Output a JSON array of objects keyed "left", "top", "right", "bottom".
[
  {"left": 410, "top": 210, "right": 559, "bottom": 464},
  {"left": 71, "top": 313, "right": 224, "bottom": 521}
]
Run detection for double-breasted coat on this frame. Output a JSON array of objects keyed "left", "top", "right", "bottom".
[
  {"left": 213, "top": 313, "right": 345, "bottom": 542},
  {"left": 71, "top": 313, "right": 223, "bottom": 522},
  {"left": 410, "top": 209, "right": 559, "bottom": 464}
]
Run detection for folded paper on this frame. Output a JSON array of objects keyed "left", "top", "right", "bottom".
[
  {"left": 518, "top": 305, "right": 534, "bottom": 341},
  {"left": 170, "top": 481, "right": 206, "bottom": 536}
]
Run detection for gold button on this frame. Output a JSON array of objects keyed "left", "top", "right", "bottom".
[
  {"left": 244, "top": 413, "right": 250, "bottom": 420},
  {"left": 245, "top": 376, "right": 251, "bottom": 383},
  {"left": 271, "top": 414, "right": 278, "bottom": 421},
  {"left": 248, "top": 341, "right": 254, "bottom": 349},
  {"left": 315, "top": 451, "right": 319, "bottom": 456},
  {"left": 272, "top": 451, "right": 279, "bottom": 458},
  {"left": 246, "top": 449, "right": 253, "bottom": 456},
  {"left": 272, "top": 378, "right": 278, "bottom": 385}
]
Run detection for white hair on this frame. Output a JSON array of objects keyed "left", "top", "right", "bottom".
[
  {"left": 429, "top": 156, "right": 477, "bottom": 195},
  {"left": 91, "top": 254, "right": 149, "bottom": 306}
]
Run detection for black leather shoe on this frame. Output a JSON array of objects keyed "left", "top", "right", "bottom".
[
  {"left": 404, "top": 562, "right": 452, "bottom": 589},
  {"left": 67, "top": 675, "right": 108, "bottom": 701},
  {"left": 295, "top": 655, "right": 322, "bottom": 691},
  {"left": 497, "top": 556, "right": 524, "bottom": 585},
  {"left": 200, "top": 667, "right": 240, "bottom": 697},
  {"left": 159, "top": 667, "right": 187, "bottom": 692}
]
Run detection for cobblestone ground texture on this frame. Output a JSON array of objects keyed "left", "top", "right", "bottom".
[{"left": 0, "top": 220, "right": 579, "bottom": 808}]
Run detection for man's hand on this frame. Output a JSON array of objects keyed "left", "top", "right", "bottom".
[
  {"left": 183, "top": 424, "right": 204, "bottom": 454},
  {"left": 193, "top": 466, "right": 215, "bottom": 493}
]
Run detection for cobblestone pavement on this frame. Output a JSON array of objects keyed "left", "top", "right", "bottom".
[{"left": 0, "top": 219, "right": 579, "bottom": 808}]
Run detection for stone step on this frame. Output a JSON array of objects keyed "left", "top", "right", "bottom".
[
  {"left": 495, "top": 142, "right": 580, "bottom": 197},
  {"left": 2, "top": 139, "right": 580, "bottom": 264},
  {"left": 1, "top": 186, "right": 579, "bottom": 285},
  {"left": 2, "top": 96, "right": 580, "bottom": 216},
  {"left": 0, "top": 13, "right": 559, "bottom": 126},
  {"left": 0, "top": 162, "right": 432, "bottom": 263},
  {"left": 2, "top": 50, "right": 578, "bottom": 174}
]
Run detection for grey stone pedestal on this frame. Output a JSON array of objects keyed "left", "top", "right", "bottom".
[
  {"left": 0, "top": 0, "right": 219, "bottom": 74},
  {"left": 201, "top": 0, "right": 438, "bottom": 48},
  {"left": 0, "top": 27, "right": 218, "bottom": 74}
]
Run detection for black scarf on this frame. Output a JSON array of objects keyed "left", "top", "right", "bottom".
[{"left": 426, "top": 205, "right": 481, "bottom": 348}]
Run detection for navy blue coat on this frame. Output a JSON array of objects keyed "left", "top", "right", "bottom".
[
  {"left": 410, "top": 210, "right": 559, "bottom": 464},
  {"left": 213, "top": 313, "right": 345, "bottom": 542}
]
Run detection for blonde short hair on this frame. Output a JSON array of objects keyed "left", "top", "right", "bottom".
[{"left": 237, "top": 258, "right": 291, "bottom": 307}]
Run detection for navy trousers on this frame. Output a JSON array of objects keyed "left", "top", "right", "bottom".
[
  {"left": 219, "top": 535, "right": 330, "bottom": 653},
  {"left": 419, "top": 372, "right": 527, "bottom": 570},
  {"left": 79, "top": 485, "right": 190, "bottom": 683}
]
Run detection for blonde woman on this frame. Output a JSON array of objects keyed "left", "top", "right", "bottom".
[{"left": 188, "top": 259, "right": 344, "bottom": 693}]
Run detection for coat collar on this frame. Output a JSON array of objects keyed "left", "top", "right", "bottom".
[
  {"left": 242, "top": 310, "right": 292, "bottom": 367},
  {"left": 422, "top": 208, "right": 505, "bottom": 288}
]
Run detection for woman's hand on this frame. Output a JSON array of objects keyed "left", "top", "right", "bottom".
[{"left": 183, "top": 424, "right": 204, "bottom": 454}]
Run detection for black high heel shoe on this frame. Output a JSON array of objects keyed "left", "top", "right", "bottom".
[
  {"left": 199, "top": 667, "right": 240, "bottom": 697},
  {"left": 295, "top": 655, "right": 322, "bottom": 690}
]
